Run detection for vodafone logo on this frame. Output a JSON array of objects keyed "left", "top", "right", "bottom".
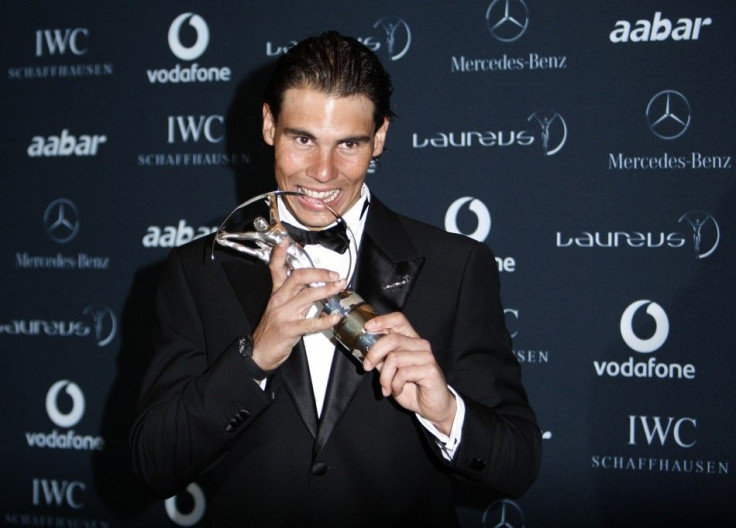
[
  {"left": 444, "top": 197, "right": 492, "bottom": 242},
  {"left": 168, "top": 13, "right": 209, "bottom": 60},
  {"left": 620, "top": 300, "right": 669, "bottom": 353},
  {"left": 165, "top": 483, "right": 206, "bottom": 526},
  {"left": 45, "top": 380, "right": 85, "bottom": 428}
]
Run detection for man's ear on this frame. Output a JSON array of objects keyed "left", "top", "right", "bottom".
[
  {"left": 262, "top": 103, "right": 275, "bottom": 146},
  {"left": 372, "top": 117, "right": 390, "bottom": 157}
]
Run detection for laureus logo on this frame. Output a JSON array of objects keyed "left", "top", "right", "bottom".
[
  {"left": 678, "top": 211, "right": 720, "bottom": 259},
  {"left": 46, "top": 380, "right": 85, "bottom": 428},
  {"left": 620, "top": 300, "right": 669, "bottom": 353},
  {"left": 527, "top": 110, "right": 567, "bottom": 156},
  {"left": 168, "top": 13, "right": 209, "bottom": 60},
  {"left": 444, "top": 197, "right": 492, "bottom": 242},
  {"left": 372, "top": 17, "right": 412, "bottom": 61},
  {"left": 83, "top": 304, "right": 118, "bottom": 347},
  {"left": 165, "top": 483, "right": 206, "bottom": 526}
]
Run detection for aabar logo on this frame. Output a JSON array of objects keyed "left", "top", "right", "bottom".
[
  {"left": 610, "top": 12, "right": 712, "bottom": 43},
  {"left": 143, "top": 220, "right": 217, "bottom": 248},
  {"left": 27, "top": 129, "right": 107, "bottom": 157}
]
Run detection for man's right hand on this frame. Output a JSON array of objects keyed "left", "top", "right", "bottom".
[{"left": 251, "top": 240, "right": 345, "bottom": 372}]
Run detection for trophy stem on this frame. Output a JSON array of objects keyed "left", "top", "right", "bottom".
[{"left": 319, "top": 291, "right": 384, "bottom": 362}]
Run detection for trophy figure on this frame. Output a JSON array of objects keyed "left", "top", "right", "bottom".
[{"left": 212, "top": 190, "right": 382, "bottom": 362}]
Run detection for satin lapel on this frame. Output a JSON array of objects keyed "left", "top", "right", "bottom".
[
  {"left": 312, "top": 348, "right": 363, "bottom": 457},
  {"left": 313, "top": 197, "right": 425, "bottom": 459},
  {"left": 221, "top": 258, "right": 318, "bottom": 438},
  {"left": 280, "top": 340, "right": 319, "bottom": 438},
  {"left": 221, "top": 259, "right": 271, "bottom": 331}
]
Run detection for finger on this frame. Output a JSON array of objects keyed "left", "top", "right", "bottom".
[
  {"left": 378, "top": 349, "right": 433, "bottom": 397},
  {"left": 301, "top": 313, "right": 342, "bottom": 335},
  {"left": 362, "top": 334, "right": 429, "bottom": 371},
  {"left": 269, "top": 240, "right": 291, "bottom": 290},
  {"left": 364, "top": 312, "right": 419, "bottom": 338}
]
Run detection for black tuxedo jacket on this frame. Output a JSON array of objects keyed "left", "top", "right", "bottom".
[{"left": 131, "top": 197, "right": 541, "bottom": 527}]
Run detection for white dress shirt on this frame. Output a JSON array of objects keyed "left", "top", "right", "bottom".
[{"left": 274, "top": 185, "right": 464, "bottom": 460}]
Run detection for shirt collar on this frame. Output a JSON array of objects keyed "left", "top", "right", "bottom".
[{"left": 277, "top": 184, "right": 371, "bottom": 249}]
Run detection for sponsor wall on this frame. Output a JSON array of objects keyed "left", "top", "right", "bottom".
[{"left": 2, "top": 1, "right": 734, "bottom": 526}]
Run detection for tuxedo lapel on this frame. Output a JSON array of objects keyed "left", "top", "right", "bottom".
[
  {"left": 221, "top": 258, "right": 271, "bottom": 331},
  {"left": 221, "top": 256, "right": 318, "bottom": 438},
  {"left": 314, "top": 197, "right": 425, "bottom": 459}
]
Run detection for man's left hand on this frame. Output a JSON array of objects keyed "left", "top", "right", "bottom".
[{"left": 362, "top": 313, "right": 456, "bottom": 435}]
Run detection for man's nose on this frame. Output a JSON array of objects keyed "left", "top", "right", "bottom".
[{"left": 306, "top": 149, "right": 338, "bottom": 182}]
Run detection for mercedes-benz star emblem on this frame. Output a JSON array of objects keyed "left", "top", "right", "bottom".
[
  {"left": 486, "top": 0, "right": 529, "bottom": 42},
  {"left": 482, "top": 499, "right": 526, "bottom": 528},
  {"left": 646, "top": 90, "right": 691, "bottom": 140},
  {"left": 44, "top": 198, "right": 80, "bottom": 244}
]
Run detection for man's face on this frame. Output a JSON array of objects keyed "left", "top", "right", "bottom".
[{"left": 262, "top": 87, "right": 389, "bottom": 229}]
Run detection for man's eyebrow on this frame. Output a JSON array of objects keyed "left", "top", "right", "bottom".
[
  {"left": 283, "top": 128, "right": 372, "bottom": 144},
  {"left": 339, "top": 135, "right": 372, "bottom": 144},
  {"left": 284, "top": 127, "right": 316, "bottom": 140}
]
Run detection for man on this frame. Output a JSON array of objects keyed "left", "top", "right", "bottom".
[{"left": 131, "top": 31, "right": 541, "bottom": 527}]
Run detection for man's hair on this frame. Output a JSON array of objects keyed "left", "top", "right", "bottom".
[{"left": 263, "top": 31, "right": 394, "bottom": 132}]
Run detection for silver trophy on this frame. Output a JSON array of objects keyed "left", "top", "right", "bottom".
[{"left": 212, "top": 190, "right": 383, "bottom": 362}]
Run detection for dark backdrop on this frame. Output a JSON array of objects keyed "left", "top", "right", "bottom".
[{"left": 2, "top": 1, "right": 734, "bottom": 526}]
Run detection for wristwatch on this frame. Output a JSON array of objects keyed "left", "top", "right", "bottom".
[{"left": 237, "top": 335, "right": 271, "bottom": 380}]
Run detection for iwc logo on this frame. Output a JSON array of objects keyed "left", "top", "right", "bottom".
[
  {"left": 444, "top": 196, "right": 492, "bottom": 242},
  {"left": 486, "top": 0, "right": 529, "bottom": 42},
  {"left": 646, "top": 90, "right": 691, "bottom": 140},
  {"left": 44, "top": 198, "right": 80, "bottom": 244}
]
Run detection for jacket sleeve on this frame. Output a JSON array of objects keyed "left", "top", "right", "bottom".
[
  {"left": 441, "top": 242, "right": 542, "bottom": 497},
  {"left": 129, "top": 249, "right": 272, "bottom": 498}
]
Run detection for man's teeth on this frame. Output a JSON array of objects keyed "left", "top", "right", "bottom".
[{"left": 297, "top": 187, "right": 339, "bottom": 202}]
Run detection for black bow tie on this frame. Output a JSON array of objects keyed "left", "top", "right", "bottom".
[{"left": 282, "top": 221, "right": 350, "bottom": 254}]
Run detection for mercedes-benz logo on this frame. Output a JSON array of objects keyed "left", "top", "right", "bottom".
[
  {"left": 486, "top": 0, "right": 529, "bottom": 42},
  {"left": 646, "top": 90, "right": 691, "bottom": 140},
  {"left": 44, "top": 198, "right": 80, "bottom": 244},
  {"left": 482, "top": 499, "right": 526, "bottom": 528}
]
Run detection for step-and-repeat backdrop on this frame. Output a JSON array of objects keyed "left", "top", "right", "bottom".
[{"left": 2, "top": 1, "right": 734, "bottom": 526}]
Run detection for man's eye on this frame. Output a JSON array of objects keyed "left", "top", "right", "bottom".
[
  {"left": 342, "top": 141, "right": 358, "bottom": 149},
  {"left": 296, "top": 136, "right": 311, "bottom": 145}
]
